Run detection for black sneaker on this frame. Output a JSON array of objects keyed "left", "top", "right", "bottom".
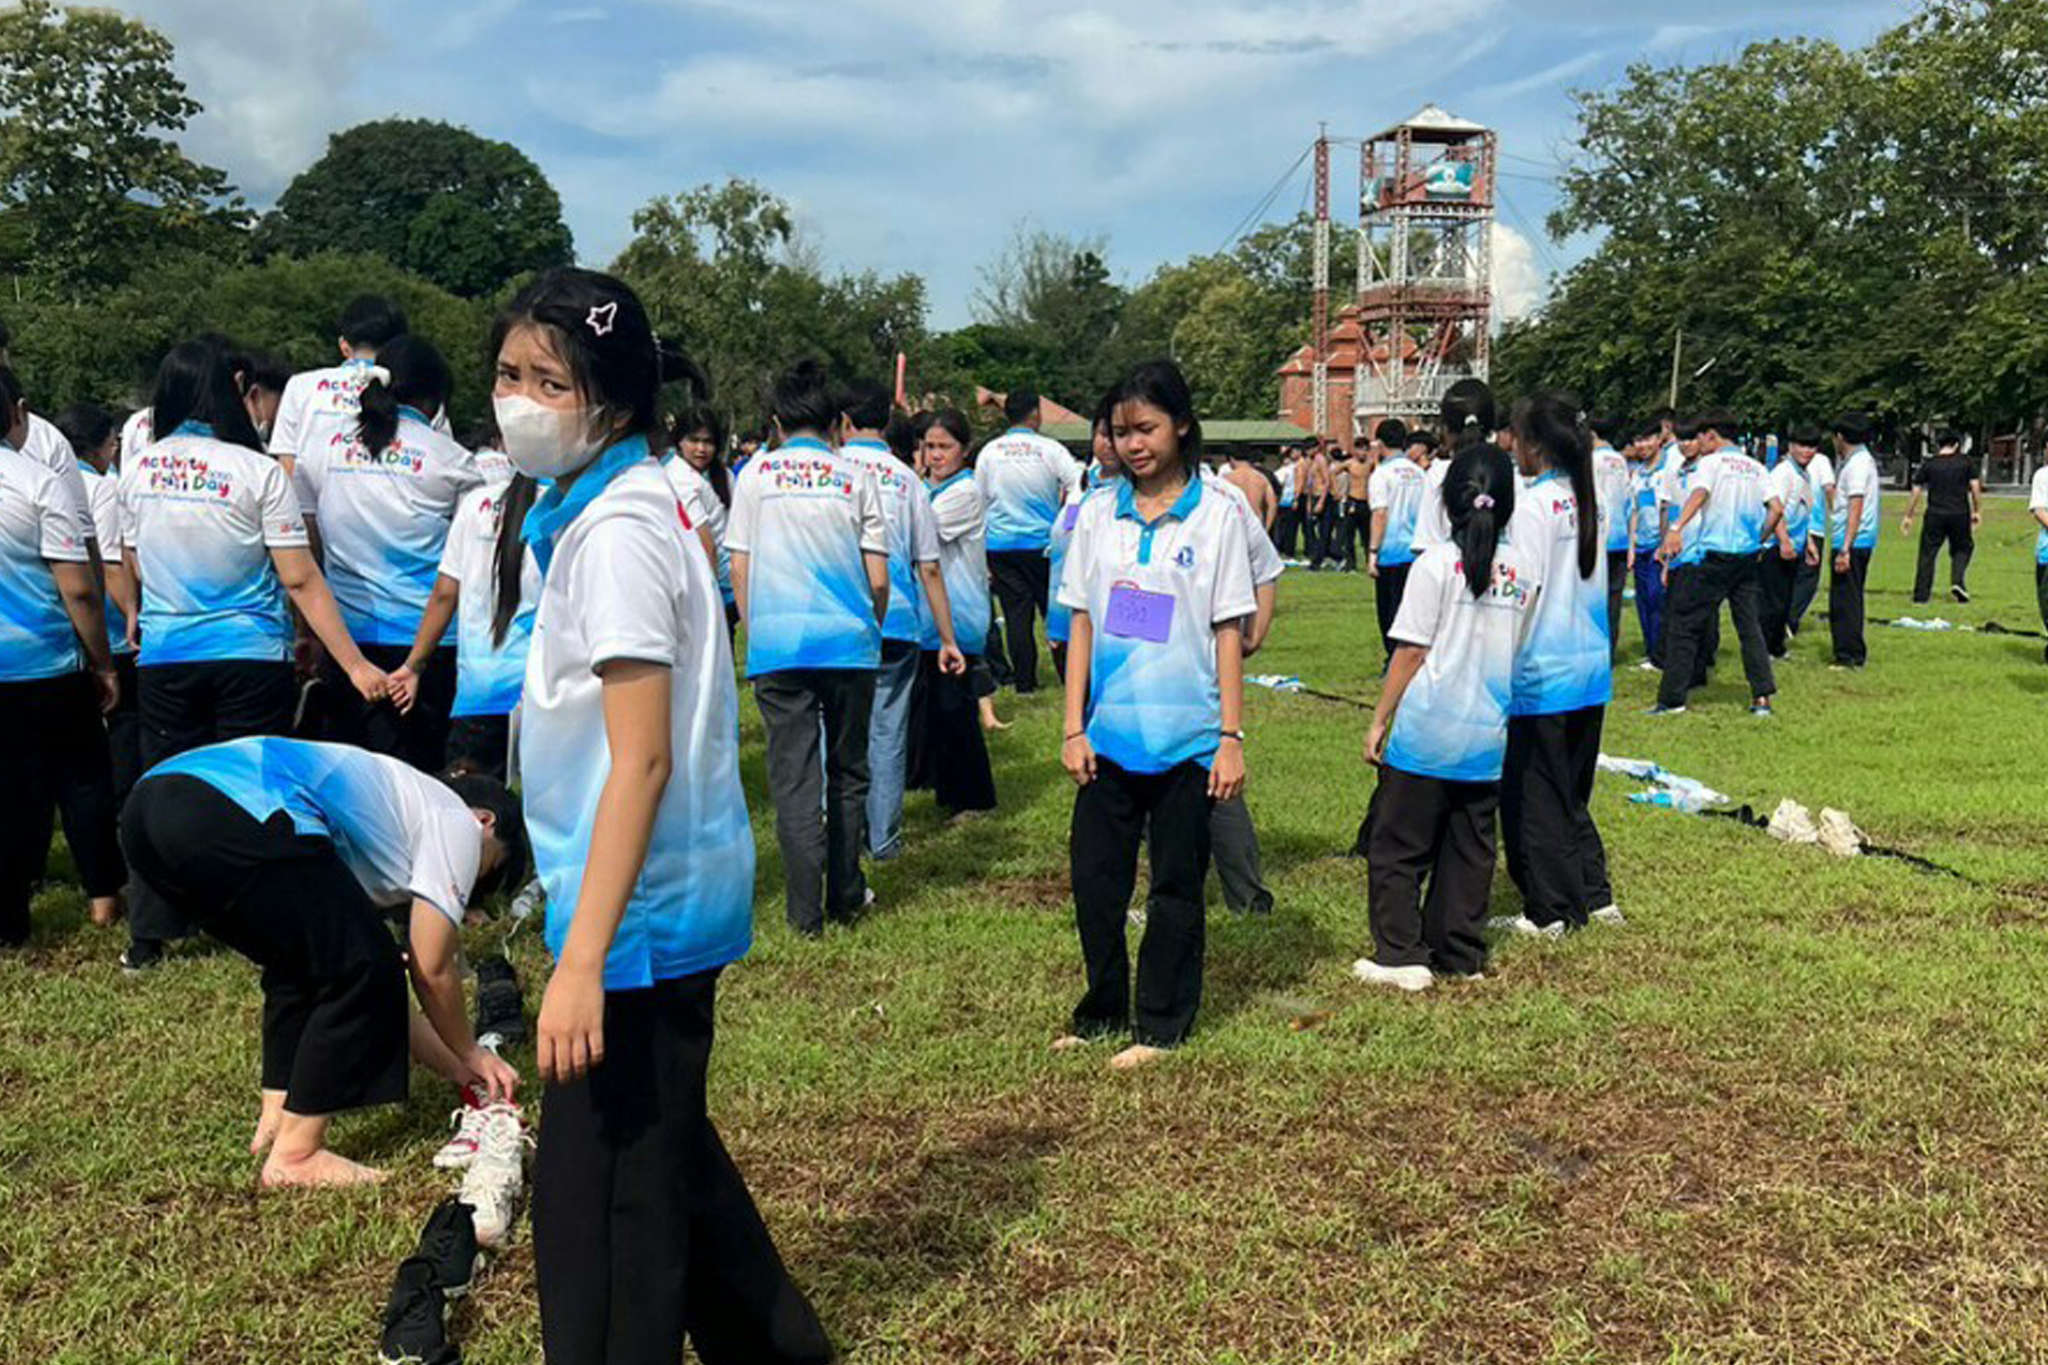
[
  {"left": 1952, "top": 584, "right": 1971, "bottom": 604},
  {"left": 472, "top": 956, "right": 526, "bottom": 1045},
  {"left": 378, "top": 1257, "right": 454, "bottom": 1365},
  {"left": 413, "top": 1198, "right": 480, "bottom": 1299},
  {"left": 119, "top": 938, "right": 164, "bottom": 974}
]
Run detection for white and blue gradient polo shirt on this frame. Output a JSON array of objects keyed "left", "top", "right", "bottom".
[
  {"left": 293, "top": 408, "right": 479, "bottom": 647},
  {"left": 1366, "top": 454, "right": 1428, "bottom": 567},
  {"left": 1045, "top": 484, "right": 1091, "bottom": 646},
  {"left": 2032, "top": 465, "right": 2048, "bottom": 565},
  {"left": 1594, "top": 443, "right": 1631, "bottom": 553},
  {"left": 1199, "top": 467, "right": 1285, "bottom": 587},
  {"left": 1384, "top": 539, "right": 1541, "bottom": 783},
  {"left": 975, "top": 427, "right": 1082, "bottom": 552},
  {"left": 78, "top": 461, "right": 132, "bottom": 654},
  {"left": 661, "top": 456, "right": 733, "bottom": 607},
  {"left": 1830, "top": 446, "right": 1882, "bottom": 551},
  {"left": 923, "top": 470, "right": 991, "bottom": 657},
  {"left": 727, "top": 436, "right": 887, "bottom": 677},
  {"left": 145, "top": 737, "right": 482, "bottom": 923},
  {"left": 1671, "top": 445, "right": 1773, "bottom": 568},
  {"left": 118, "top": 425, "right": 307, "bottom": 666},
  {"left": 1630, "top": 459, "right": 1662, "bottom": 553},
  {"left": 841, "top": 437, "right": 939, "bottom": 646},
  {"left": 522, "top": 458, "right": 755, "bottom": 989},
  {"left": 1804, "top": 452, "right": 1836, "bottom": 544},
  {"left": 0, "top": 444, "right": 91, "bottom": 681},
  {"left": 1769, "top": 458, "right": 1814, "bottom": 549},
  {"left": 1507, "top": 471, "right": 1611, "bottom": 717},
  {"left": 268, "top": 359, "right": 379, "bottom": 471},
  {"left": 439, "top": 481, "right": 538, "bottom": 719},
  {"left": 1057, "top": 477, "right": 1257, "bottom": 774}
]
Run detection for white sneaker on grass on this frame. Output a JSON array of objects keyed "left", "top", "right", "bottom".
[
  {"left": 1589, "top": 905, "right": 1626, "bottom": 927},
  {"left": 457, "top": 1118, "right": 531, "bottom": 1248},
  {"left": 433, "top": 1102, "right": 521, "bottom": 1171},
  {"left": 1489, "top": 914, "right": 1567, "bottom": 941},
  {"left": 1351, "top": 959, "right": 1434, "bottom": 992}
]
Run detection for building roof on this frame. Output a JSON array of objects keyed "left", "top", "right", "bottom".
[
  {"left": 976, "top": 387, "right": 1089, "bottom": 427},
  {"left": 1044, "top": 418, "right": 1310, "bottom": 445},
  {"left": 1371, "top": 103, "right": 1487, "bottom": 144}
]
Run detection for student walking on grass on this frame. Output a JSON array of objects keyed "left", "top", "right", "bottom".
[
  {"left": 1353, "top": 444, "right": 1537, "bottom": 992},
  {"left": 1828, "top": 412, "right": 1883, "bottom": 669},
  {"left": 489, "top": 269, "right": 830, "bottom": 1363},
  {"left": 1901, "top": 432, "right": 1982, "bottom": 605},
  {"left": 119, "top": 737, "right": 523, "bottom": 1188},
  {"left": 1496, "top": 392, "right": 1620, "bottom": 939},
  {"left": 1054, "top": 360, "right": 1255, "bottom": 1071}
]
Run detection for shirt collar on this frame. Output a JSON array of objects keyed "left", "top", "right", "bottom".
[
  {"left": 844, "top": 437, "right": 889, "bottom": 452},
  {"left": 928, "top": 468, "right": 974, "bottom": 498},
  {"left": 1113, "top": 475, "right": 1203, "bottom": 525},
  {"left": 779, "top": 435, "right": 830, "bottom": 453},
  {"left": 398, "top": 405, "right": 434, "bottom": 427},
  {"left": 173, "top": 420, "right": 214, "bottom": 439},
  {"left": 521, "top": 434, "right": 653, "bottom": 576}
]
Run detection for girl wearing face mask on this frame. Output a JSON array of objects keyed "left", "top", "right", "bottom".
[{"left": 491, "top": 269, "right": 829, "bottom": 1365}]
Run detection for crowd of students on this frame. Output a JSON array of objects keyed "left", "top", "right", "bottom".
[{"left": 2, "top": 262, "right": 2026, "bottom": 1362}]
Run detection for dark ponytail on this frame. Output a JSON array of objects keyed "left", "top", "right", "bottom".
[
  {"left": 354, "top": 334, "right": 451, "bottom": 457},
  {"left": 1513, "top": 390, "right": 1599, "bottom": 580},
  {"left": 490, "top": 473, "right": 539, "bottom": 647},
  {"left": 1443, "top": 443, "right": 1517, "bottom": 598},
  {"left": 1440, "top": 378, "right": 1497, "bottom": 454}
]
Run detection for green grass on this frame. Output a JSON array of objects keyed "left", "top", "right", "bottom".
[{"left": 6, "top": 500, "right": 2048, "bottom": 1363}]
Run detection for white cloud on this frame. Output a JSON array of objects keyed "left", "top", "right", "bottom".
[{"left": 1490, "top": 221, "right": 1544, "bottom": 325}]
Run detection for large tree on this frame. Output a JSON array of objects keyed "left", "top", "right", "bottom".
[
  {"left": 260, "top": 119, "right": 573, "bottom": 297},
  {"left": 0, "top": 0, "right": 242, "bottom": 296}
]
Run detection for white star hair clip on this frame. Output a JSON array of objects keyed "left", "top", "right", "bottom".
[{"left": 586, "top": 302, "right": 618, "bottom": 338}]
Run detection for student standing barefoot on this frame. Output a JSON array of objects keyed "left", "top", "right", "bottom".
[
  {"left": 1054, "top": 360, "right": 1255, "bottom": 1071},
  {"left": 493, "top": 269, "right": 828, "bottom": 1364}
]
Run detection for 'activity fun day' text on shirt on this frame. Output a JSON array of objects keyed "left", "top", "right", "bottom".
[
  {"left": 118, "top": 427, "right": 308, "bottom": 666},
  {"left": 1384, "top": 540, "right": 1541, "bottom": 783},
  {"left": 975, "top": 427, "right": 1082, "bottom": 552},
  {"left": 1057, "top": 477, "right": 1257, "bottom": 774},
  {"left": 522, "top": 450, "right": 757, "bottom": 990},
  {"left": 1508, "top": 472, "right": 1612, "bottom": 716},
  {"left": 727, "top": 436, "right": 888, "bottom": 677},
  {"left": 147, "top": 737, "right": 482, "bottom": 924},
  {"left": 0, "top": 444, "right": 92, "bottom": 681},
  {"left": 292, "top": 409, "right": 481, "bottom": 646}
]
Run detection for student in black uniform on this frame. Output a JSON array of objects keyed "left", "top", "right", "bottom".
[{"left": 1901, "top": 432, "right": 1982, "bottom": 604}]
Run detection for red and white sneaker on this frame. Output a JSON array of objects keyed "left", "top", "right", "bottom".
[{"left": 432, "top": 1089, "right": 519, "bottom": 1170}]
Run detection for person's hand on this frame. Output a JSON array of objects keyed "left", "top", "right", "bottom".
[
  {"left": 1972, "top": 510, "right": 1983, "bottom": 527},
  {"left": 1899, "top": 516, "right": 1912, "bottom": 536},
  {"left": 347, "top": 661, "right": 390, "bottom": 704},
  {"left": 1803, "top": 543, "right": 1821, "bottom": 568},
  {"left": 1061, "top": 733, "right": 1097, "bottom": 787},
  {"left": 1834, "top": 550, "right": 1851, "bottom": 574},
  {"left": 124, "top": 616, "right": 140, "bottom": 651},
  {"left": 1661, "top": 529, "right": 1683, "bottom": 563},
  {"left": 1626, "top": 549, "right": 1636, "bottom": 573},
  {"left": 937, "top": 644, "right": 967, "bottom": 676},
  {"left": 1778, "top": 538, "right": 1799, "bottom": 561},
  {"left": 1367, "top": 553, "right": 1379, "bottom": 579},
  {"left": 537, "top": 964, "right": 606, "bottom": 1085},
  {"left": 92, "top": 666, "right": 119, "bottom": 715},
  {"left": 387, "top": 665, "right": 420, "bottom": 714},
  {"left": 461, "top": 1046, "right": 520, "bottom": 1104},
  {"left": 1363, "top": 720, "right": 1387, "bottom": 767},
  {"left": 1209, "top": 737, "right": 1245, "bottom": 800}
]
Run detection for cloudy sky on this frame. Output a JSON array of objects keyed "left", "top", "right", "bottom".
[{"left": 126, "top": 0, "right": 1913, "bottom": 328}]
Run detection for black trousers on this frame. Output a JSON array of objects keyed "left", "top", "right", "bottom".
[
  {"left": 533, "top": 971, "right": 831, "bottom": 1365},
  {"left": 754, "top": 669, "right": 874, "bottom": 935},
  {"left": 1787, "top": 554, "right": 1822, "bottom": 636},
  {"left": 0, "top": 672, "right": 126, "bottom": 944},
  {"left": 1913, "top": 512, "right": 1974, "bottom": 601},
  {"left": 1364, "top": 765, "right": 1498, "bottom": 975},
  {"left": 2037, "top": 564, "right": 2048, "bottom": 659},
  {"left": 1070, "top": 758, "right": 1211, "bottom": 1047},
  {"left": 324, "top": 643, "right": 457, "bottom": 773},
  {"left": 1502, "top": 707, "right": 1612, "bottom": 930},
  {"left": 1341, "top": 504, "right": 1368, "bottom": 571},
  {"left": 1830, "top": 547, "right": 1873, "bottom": 667},
  {"left": 107, "top": 653, "right": 143, "bottom": 804},
  {"left": 1307, "top": 502, "right": 1334, "bottom": 567},
  {"left": 1373, "top": 561, "right": 1412, "bottom": 664},
  {"left": 922, "top": 652, "right": 996, "bottom": 815},
  {"left": 1273, "top": 505, "right": 1300, "bottom": 558},
  {"left": 1758, "top": 548, "right": 1803, "bottom": 657},
  {"left": 1657, "top": 552, "right": 1775, "bottom": 708},
  {"left": 446, "top": 713, "right": 512, "bottom": 782},
  {"left": 986, "top": 550, "right": 1050, "bottom": 693},
  {"left": 121, "top": 775, "right": 407, "bottom": 1114},
  {"left": 1604, "top": 551, "right": 1628, "bottom": 662}
]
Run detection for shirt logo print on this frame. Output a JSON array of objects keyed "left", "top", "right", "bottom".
[{"left": 1174, "top": 545, "right": 1196, "bottom": 570}]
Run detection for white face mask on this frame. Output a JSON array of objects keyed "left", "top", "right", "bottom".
[{"left": 494, "top": 394, "right": 600, "bottom": 480}]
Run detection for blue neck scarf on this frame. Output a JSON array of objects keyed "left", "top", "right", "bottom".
[
  {"left": 398, "top": 405, "right": 433, "bottom": 427},
  {"left": 173, "top": 419, "right": 214, "bottom": 439},
  {"left": 521, "top": 435, "right": 652, "bottom": 575},
  {"left": 928, "top": 468, "right": 974, "bottom": 499}
]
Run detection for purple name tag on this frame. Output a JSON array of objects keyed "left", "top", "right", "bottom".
[
  {"left": 1058, "top": 504, "right": 1080, "bottom": 533},
  {"left": 1104, "top": 582, "right": 1174, "bottom": 643}
]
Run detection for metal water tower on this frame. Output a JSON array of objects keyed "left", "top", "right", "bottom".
[{"left": 1354, "top": 105, "right": 1496, "bottom": 426}]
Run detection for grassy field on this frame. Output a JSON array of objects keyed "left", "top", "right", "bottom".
[{"left": 5, "top": 499, "right": 2048, "bottom": 1364}]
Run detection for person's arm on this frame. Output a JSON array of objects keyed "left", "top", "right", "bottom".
[
  {"left": 1209, "top": 621, "right": 1246, "bottom": 800},
  {"left": 1970, "top": 477, "right": 1984, "bottom": 525},
  {"left": 104, "top": 552, "right": 140, "bottom": 648},
  {"left": 1364, "top": 643, "right": 1427, "bottom": 766},
  {"left": 1061, "top": 611, "right": 1096, "bottom": 786},
  {"left": 1368, "top": 507, "right": 1389, "bottom": 578},
  {"left": 1836, "top": 494, "right": 1866, "bottom": 572},
  {"left": 537, "top": 659, "right": 672, "bottom": 1085},
  {"left": 1901, "top": 486, "right": 1921, "bottom": 534},
  {"left": 863, "top": 549, "right": 889, "bottom": 625},
  {"left": 270, "top": 545, "right": 386, "bottom": 701},
  {"left": 53, "top": 560, "right": 118, "bottom": 713},
  {"left": 729, "top": 550, "right": 750, "bottom": 621},
  {"left": 916, "top": 560, "right": 966, "bottom": 675},
  {"left": 1662, "top": 487, "right": 1709, "bottom": 562},
  {"left": 120, "top": 546, "right": 143, "bottom": 649},
  {"left": 408, "top": 902, "right": 517, "bottom": 1101},
  {"left": 1761, "top": 496, "right": 1785, "bottom": 553},
  {"left": 1242, "top": 581, "right": 1278, "bottom": 658},
  {"left": 389, "top": 573, "right": 461, "bottom": 713}
]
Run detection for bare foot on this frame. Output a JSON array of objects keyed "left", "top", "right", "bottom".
[
  {"left": 88, "top": 895, "right": 125, "bottom": 927},
  {"left": 249, "top": 1090, "right": 286, "bottom": 1155},
  {"left": 260, "top": 1148, "right": 386, "bottom": 1189},
  {"left": 1050, "top": 1034, "right": 1093, "bottom": 1052},
  {"left": 978, "top": 701, "right": 1011, "bottom": 732},
  {"left": 1108, "top": 1044, "right": 1169, "bottom": 1072}
]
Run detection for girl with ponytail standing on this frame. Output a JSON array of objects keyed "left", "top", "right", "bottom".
[
  {"left": 491, "top": 268, "right": 828, "bottom": 1365},
  {"left": 297, "top": 335, "right": 480, "bottom": 770},
  {"left": 1497, "top": 392, "right": 1619, "bottom": 937},
  {"left": 1354, "top": 444, "right": 1536, "bottom": 991},
  {"left": 1414, "top": 378, "right": 1497, "bottom": 553}
]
